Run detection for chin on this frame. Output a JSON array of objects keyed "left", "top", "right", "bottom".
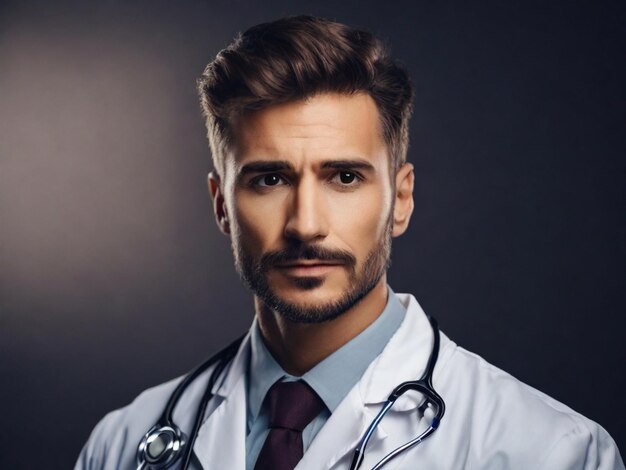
[
  {"left": 263, "top": 281, "right": 373, "bottom": 324},
  {"left": 276, "top": 275, "right": 345, "bottom": 297},
  {"left": 276, "top": 286, "right": 338, "bottom": 305}
]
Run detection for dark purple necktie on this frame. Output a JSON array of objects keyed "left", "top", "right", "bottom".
[{"left": 254, "top": 380, "right": 325, "bottom": 470}]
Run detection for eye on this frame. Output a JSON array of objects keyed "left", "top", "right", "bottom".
[
  {"left": 253, "top": 174, "right": 285, "bottom": 187},
  {"left": 340, "top": 172, "right": 356, "bottom": 184},
  {"left": 332, "top": 171, "right": 361, "bottom": 186}
]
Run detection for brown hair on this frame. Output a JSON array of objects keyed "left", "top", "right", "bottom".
[{"left": 197, "top": 15, "right": 414, "bottom": 177}]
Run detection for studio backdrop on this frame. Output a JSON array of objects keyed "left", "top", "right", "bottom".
[{"left": 0, "top": 0, "right": 624, "bottom": 467}]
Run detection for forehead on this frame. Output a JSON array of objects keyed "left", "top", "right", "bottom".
[{"left": 231, "top": 93, "right": 387, "bottom": 165}]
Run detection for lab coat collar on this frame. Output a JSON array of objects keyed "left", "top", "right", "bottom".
[
  {"left": 191, "top": 293, "right": 436, "bottom": 470},
  {"left": 299, "top": 293, "right": 438, "bottom": 469},
  {"left": 297, "top": 382, "right": 377, "bottom": 469},
  {"left": 359, "top": 293, "right": 436, "bottom": 410},
  {"left": 208, "top": 293, "right": 433, "bottom": 408},
  {"left": 192, "top": 330, "right": 253, "bottom": 470},
  {"left": 212, "top": 330, "right": 252, "bottom": 399}
]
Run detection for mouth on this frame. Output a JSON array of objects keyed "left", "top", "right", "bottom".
[{"left": 274, "top": 260, "right": 344, "bottom": 276}]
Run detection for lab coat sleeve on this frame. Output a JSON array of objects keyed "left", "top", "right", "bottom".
[{"left": 538, "top": 420, "right": 625, "bottom": 470}]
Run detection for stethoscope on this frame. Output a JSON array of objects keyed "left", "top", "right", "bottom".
[{"left": 136, "top": 316, "right": 445, "bottom": 470}]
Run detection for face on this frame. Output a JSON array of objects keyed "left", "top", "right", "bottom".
[{"left": 212, "top": 93, "right": 411, "bottom": 323}]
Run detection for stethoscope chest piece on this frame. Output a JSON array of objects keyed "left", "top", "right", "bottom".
[{"left": 137, "top": 424, "right": 186, "bottom": 469}]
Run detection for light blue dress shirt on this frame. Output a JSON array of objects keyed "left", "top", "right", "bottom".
[{"left": 245, "top": 286, "right": 406, "bottom": 469}]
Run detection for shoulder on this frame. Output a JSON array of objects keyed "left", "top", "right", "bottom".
[
  {"left": 436, "top": 338, "right": 624, "bottom": 469},
  {"left": 74, "top": 375, "right": 185, "bottom": 470},
  {"left": 74, "top": 333, "right": 250, "bottom": 470},
  {"left": 394, "top": 292, "right": 622, "bottom": 468}
]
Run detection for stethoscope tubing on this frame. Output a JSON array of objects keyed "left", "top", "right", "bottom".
[
  {"left": 138, "top": 317, "right": 444, "bottom": 470},
  {"left": 350, "top": 315, "right": 444, "bottom": 470},
  {"left": 178, "top": 336, "right": 244, "bottom": 468},
  {"left": 136, "top": 335, "right": 244, "bottom": 470}
]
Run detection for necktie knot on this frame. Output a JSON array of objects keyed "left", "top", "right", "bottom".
[
  {"left": 266, "top": 380, "right": 324, "bottom": 432},
  {"left": 254, "top": 380, "right": 325, "bottom": 470}
]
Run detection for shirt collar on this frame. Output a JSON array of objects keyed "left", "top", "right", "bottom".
[
  {"left": 247, "top": 318, "right": 288, "bottom": 428},
  {"left": 247, "top": 286, "right": 406, "bottom": 425}
]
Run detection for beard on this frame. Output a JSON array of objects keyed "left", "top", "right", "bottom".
[{"left": 231, "top": 222, "right": 392, "bottom": 324}]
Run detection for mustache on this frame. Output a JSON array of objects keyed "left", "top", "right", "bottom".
[{"left": 259, "top": 245, "right": 356, "bottom": 270}]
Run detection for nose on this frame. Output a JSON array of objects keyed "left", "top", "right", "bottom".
[{"left": 283, "top": 177, "right": 328, "bottom": 243}]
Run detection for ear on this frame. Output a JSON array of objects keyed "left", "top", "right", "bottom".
[
  {"left": 392, "top": 163, "right": 414, "bottom": 237},
  {"left": 208, "top": 171, "right": 230, "bottom": 235}
]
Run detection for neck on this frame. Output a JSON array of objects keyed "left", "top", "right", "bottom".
[{"left": 255, "top": 276, "right": 389, "bottom": 376}]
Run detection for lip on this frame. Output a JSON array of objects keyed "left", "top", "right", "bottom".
[{"left": 275, "top": 260, "right": 343, "bottom": 276}]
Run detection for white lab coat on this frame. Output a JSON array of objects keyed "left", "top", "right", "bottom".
[{"left": 76, "top": 293, "right": 624, "bottom": 469}]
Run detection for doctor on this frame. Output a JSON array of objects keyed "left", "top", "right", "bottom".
[{"left": 76, "top": 15, "right": 624, "bottom": 470}]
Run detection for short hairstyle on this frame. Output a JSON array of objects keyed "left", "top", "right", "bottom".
[{"left": 197, "top": 15, "right": 414, "bottom": 177}]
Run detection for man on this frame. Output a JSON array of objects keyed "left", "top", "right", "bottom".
[{"left": 76, "top": 15, "right": 623, "bottom": 470}]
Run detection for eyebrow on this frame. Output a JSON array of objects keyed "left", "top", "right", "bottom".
[
  {"left": 321, "top": 159, "right": 375, "bottom": 171},
  {"left": 238, "top": 158, "right": 376, "bottom": 176},
  {"left": 239, "top": 160, "right": 293, "bottom": 175}
]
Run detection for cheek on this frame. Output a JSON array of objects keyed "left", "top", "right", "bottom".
[
  {"left": 232, "top": 192, "right": 285, "bottom": 253},
  {"left": 328, "top": 185, "right": 391, "bottom": 248}
]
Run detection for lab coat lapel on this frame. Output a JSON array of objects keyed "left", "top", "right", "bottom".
[
  {"left": 297, "top": 294, "right": 436, "bottom": 469},
  {"left": 191, "top": 334, "right": 251, "bottom": 470},
  {"left": 361, "top": 294, "right": 435, "bottom": 408},
  {"left": 296, "top": 384, "right": 387, "bottom": 470}
]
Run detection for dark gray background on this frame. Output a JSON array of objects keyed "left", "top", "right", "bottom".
[{"left": 1, "top": 0, "right": 624, "bottom": 467}]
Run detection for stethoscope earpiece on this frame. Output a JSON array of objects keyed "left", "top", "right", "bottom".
[{"left": 137, "top": 425, "right": 186, "bottom": 469}]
